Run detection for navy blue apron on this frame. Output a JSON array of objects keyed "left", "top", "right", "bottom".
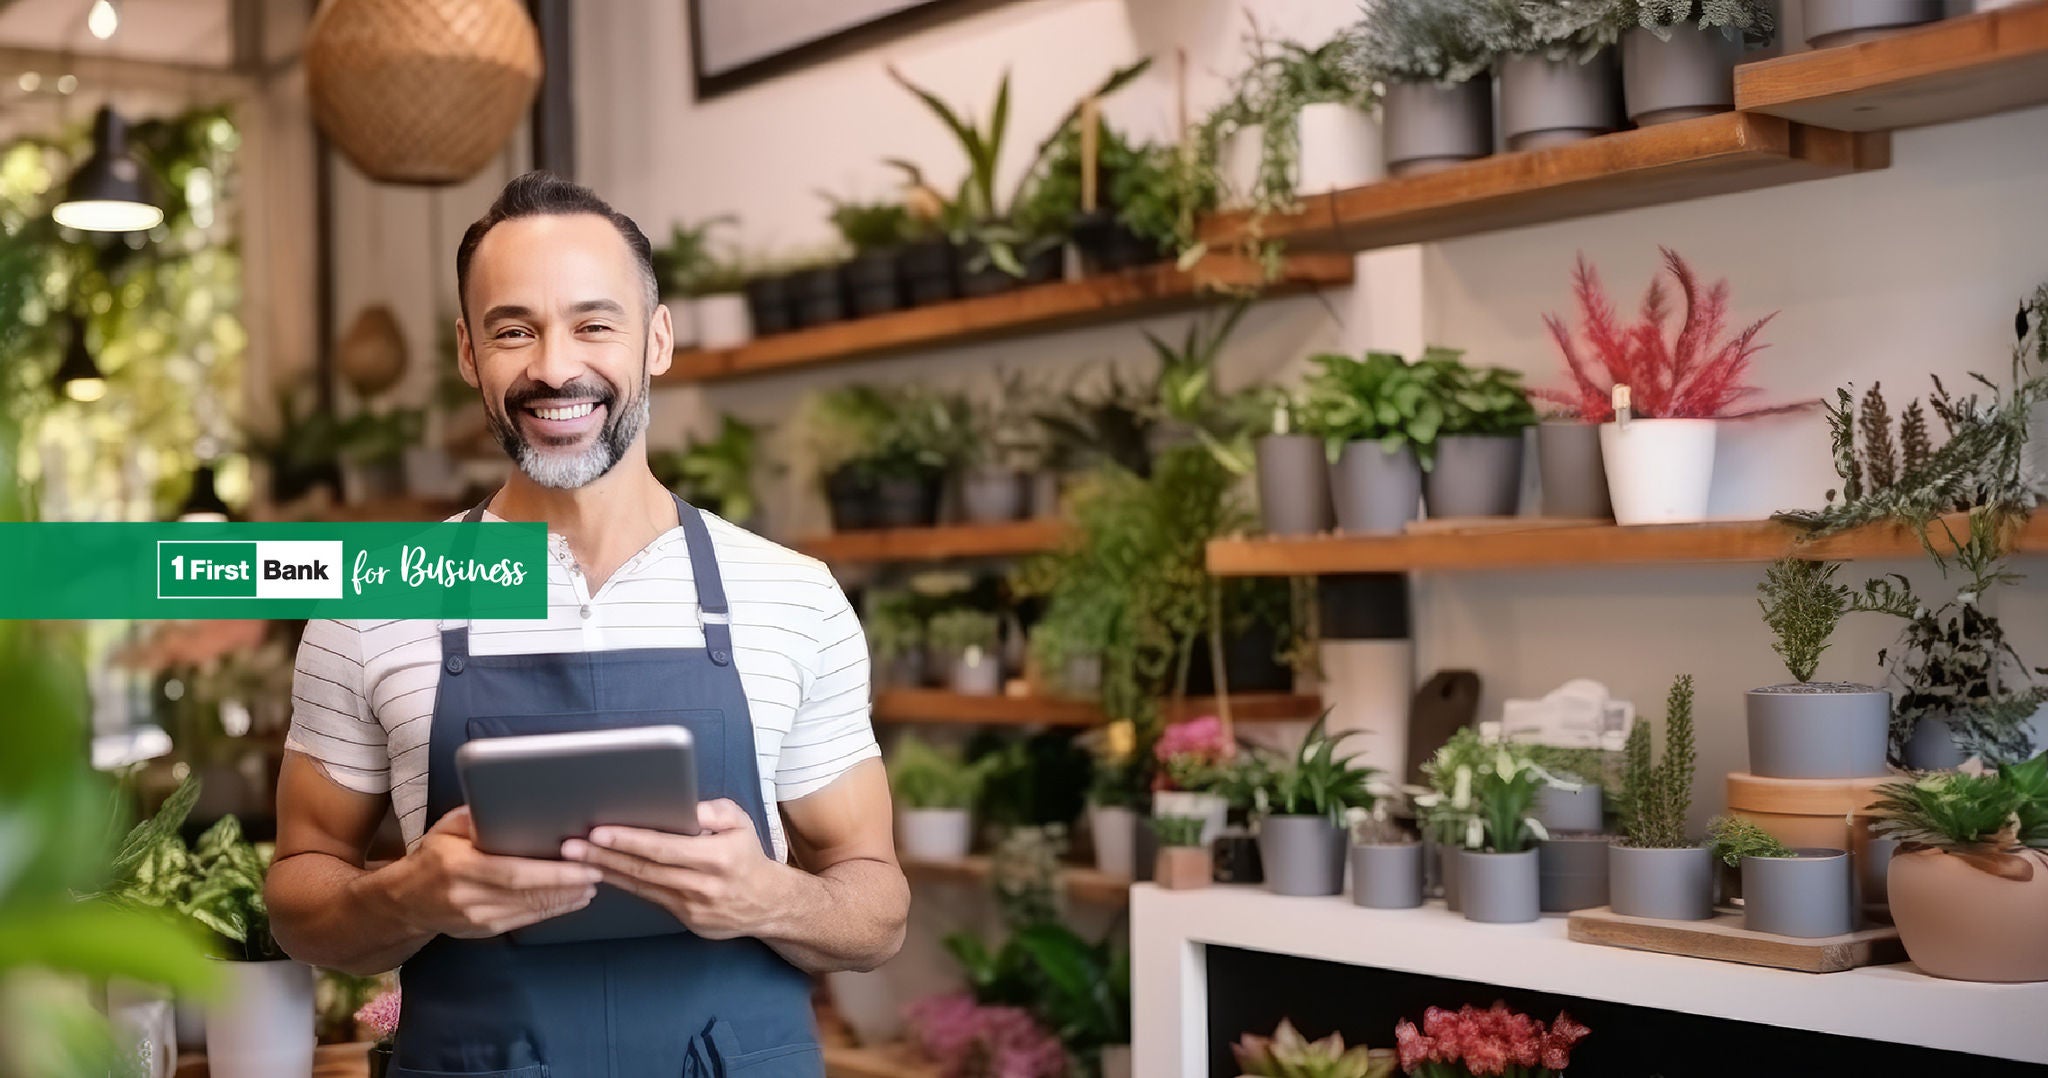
[{"left": 392, "top": 493, "right": 822, "bottom": 1078}]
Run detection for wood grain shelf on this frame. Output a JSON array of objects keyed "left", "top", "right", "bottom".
[
  {"left": 1206, "top": 514, "right": 2048, "bottom": 576},
  {"left": 902, "top": 855, "right": 1130, "bottom": 906},
  {"left": 1201, "top": 111, "right": 1885, "bottom": 254},
  {"left": 872, "top": 689, "right": 1323, "bottom": 726},
  {"left": 1736, "top": 2, "right": 2048, "bottom": 132},
  {"left": 661, "top": 253, "right": 1354, "bottom": 385},
  {"left": 823, "top": 1042, "right": 939, "bottom": 1078},
  {"left": 796, "top": 519, "right": 1069, "bottom": 564}
]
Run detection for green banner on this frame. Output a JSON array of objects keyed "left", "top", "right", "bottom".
[{"left": 0, "top": 522, "right": 548, "bottom": 619}]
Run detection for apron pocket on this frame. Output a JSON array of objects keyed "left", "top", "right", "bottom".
[
  {"left": 390, "top": 1067, "right": 547, "bottom": 1078},
  {"left": 718, "top": 1042, "right": 823, "bottom": 1076}
]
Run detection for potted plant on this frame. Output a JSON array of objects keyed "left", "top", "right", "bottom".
[
  {"left": 1534, "top": 249, "right": 1810, "bottom": 525},
  {"left": 1152, "top": 715, "right": 1236, "bottom": 848},
  {"left": 1622, "top": 0, "right": 1774, "bottom": 127},
  {"left": 1424, "top": 353, "right": 1537, "bottom": 518},
  {"left": 649, "top": 214, "right": 736, "bottom": 348},
  {"left": 1086, "top": 721, "right": 1147, "bottom": 879},
  {"left": 1258, "top": 713, "right": 1379, "bottom": 897},
  {"left": 1524, "top": 745, "right": 1613, "bottom": 913},
  {"left": 1871, "top": 751, "right": 2048, "bottom": 982},
  {"left": 1747, "top": 557, "right": 1900, "bottom": 778},
  {"left": 960, "top": 370, "right": 1044, "bottom": 524},
  {"left": 1303, "top": 350, "right": 1448, "bottom": 534},
  {"left": 687, "top": 256, "right": 752, "bottom": 350},
  {"left": 1212, "top": 26, "right": 1382, "bottom": 211},
  {"left": 1454, "top": 743, "right": 1550, "bottom": 924},
  {"left": 1351, "top": 806, "right": 1425, "bottom": 909},
  {"left": 1709, "top": 815, "right": 1854, "bottom": 939},
  {"left": 1349, "top": 0, "right": 1502, "bottom": 177},
  {"left": 1609, "top": 675, "right": 1715, "bottom": 920},
  {"left": 1801, "top": 0, "right": 1942, "bottom": 50},
  {"left": 804, "top": 385, "right": 891, "bottom": 532},
  {"left": 891, "top": 734, "right": 985, "bottom": 862},
  {"left": 742, "top": 261, "right": 797, "bottom": 337},
  {"left": 1392, "top": 1003, "right": 1590, "bottom": 1077},
  {"left": 930, "top": 608, "right": 1003, "bottom": 697},
  {"left": 354, "top": 989, "right": 400, "bottom": 1078},
  {"left": 825, "top": 195, "right": 911, "bottom": 317},
  {"left": 1243, "top": 385, "right": 1333, "bottom": 536},
  {"left": 866, "top": 590, "right": 927, "bottom": 690},
  {"left": 887, "top": 162, "right": 962, "bottom": 308},
  {"left": 874, "top": 387, "right": 971, "bottom": 528},
  {"left": 1234, "top": 1019, "right": 1396, "bottom": 1078},
  {"left": 649, "top": 414, "right": 767, "bottom": 530},
  {"left": 1150, "top": 814, "right": 1213, "bottom": 890},
  {"left": 1493, "top": 0, "right": 1627, "bottom": 151},
  {"left": 1416, "top": 726, "right": 1493, "bottom": 911},
  {"left": 785, "top": 248, "right": 853, "bottom": 329}
]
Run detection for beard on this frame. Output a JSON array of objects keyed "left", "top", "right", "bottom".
[{"left": 485, "top": 360, "right": 652, "bottom": 490}]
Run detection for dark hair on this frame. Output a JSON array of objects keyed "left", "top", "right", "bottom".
[{"left": 455, "top": 170, "right": 656, "bottom": 319}]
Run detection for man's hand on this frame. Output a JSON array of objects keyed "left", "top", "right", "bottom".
[
  {"left": 561, "top": 799, "right": 781, "bottom": 940},
  {"left": 378, "top": 806, "right": 604, "bottom": 939}
]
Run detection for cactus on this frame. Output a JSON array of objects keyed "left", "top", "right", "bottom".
[{"left": 1619, "top": 675, "right": 1697, "bottom": 850}]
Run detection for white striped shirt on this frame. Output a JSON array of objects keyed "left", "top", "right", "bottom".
[{"left": 284, "top": 510, "right": 877, "bottom": 860}]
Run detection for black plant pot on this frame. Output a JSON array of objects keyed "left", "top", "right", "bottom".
[
  {"left": 744, "top": 273, "right": 797, "bottom": 336},
  {"left": 368, "top": 1043, "right": 394, "bottom": 1078},
  {"left": 897, "top": 238, "right": 958, "bottom": 307},
  {"left": 1020, "top": 244, "right": 1064, "bottom": 286},
  {"left": 1072, "top": 210, "right": 1156, "bottom": 276},
  {"left": 790, "top": 264, "right": 850, "bottom": 328},
  {"left": 957, "top": 244, "right": 1019, "bottom": 298},
  {"left": 844, "top": 248, "right": 905, "bottom": 317},
  {"left": 1184, "top": 617, "right": 1294, "bottom": 695},
  {"left": 823, "top": 467, "right": 880, "bottom": 533},
  {"left": 874, "top": 471, "right": 944, "bottom": 528}
]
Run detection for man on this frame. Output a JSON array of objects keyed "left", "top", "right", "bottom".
[{"left": 268, "top": 172, "right": 907, "bottom": 1077}]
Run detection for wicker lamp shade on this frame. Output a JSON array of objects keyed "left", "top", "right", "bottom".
[{"left": 305, "top": 0, "right": 543, "bottom": 186}]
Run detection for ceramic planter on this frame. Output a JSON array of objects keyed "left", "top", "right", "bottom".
[
  {"left": 1460, "top": 848, "right": 1542, "bottom": 924},
  {"left": 1535, "top": 783, "right": 1605, "bottom": 834},
  {"left": 694, "top": 292, "right": 752, "bottom": 349},
  {"left": 1382, "top": 78, "right": 1494, "bottom": 177},
  {"left": 1351, "top": 842, "right": 1425, "bottom": 909},
  {"left": 1425, "top": 434, "right": 1524, "bottom": 518},
  {"left": 790, "top": 264, "right": 849, "bottom": 328},
  {"left": 1600, "top": 418, "right": 1717, "bottom": 525},
  {"left": 1153, "top": 790, "right": 1229, "bottom": 847},
  {"left": 1497, "top": 49, "right": 1621, "bottom": 152},
  {"left": 1090, "top": 804, "right": 1138, "bottom": 878},
  {"left": 1742, "top": 848, "right": 1855, "bottom": 938},
  {"left": 897, "top": 238, "right": 958, "bottom": 306},
  {"left": 898, "top": 807, "right": 973, "bottom": 861},
  {"left": 1608, "top": 843, "right": 1715, "bottom": 920},
  {"left": 1802, "top": 0, "right": 1943, "bottom": 49},
  {"left": 873, "top": 472, "right": 943, "bottom": 528},
  {"left": 961, "top": 468, "right": 1027, "bottom": 524},
  {"left": 1622, "top": 25, "right": 1745, "bottom": 126},
  {"left": 1226, "top": 103, "right": 1384, "bottom": 203},
  {"left": 1258, "top": 815, "right": 1347, "bottom": 897},
  {"left": 827, "top": 968, "right": 903, "bottom": 1046},
  {"left": 1156, "top": 846, "right": 1214, "bottom": 890},
  {"left": 844, "top": 249, "right": 905, "bottom": 317},
  {"left": 822, "top": 468, "right": 878, "bottom": 532},
  {"left": 1890, "top": 847, "right": 2048, "bottom": 982},
  {"left": 1439, "top": 843, "right": 1465, "bottom": 912},
  {"left": 1539, "top": 834, "right": 1613, "bottom": 913},
  {"left": 742, "top": 272, "right": 795, "bottom": 336},
  {"left": 1537, "top": 421, "right": 1612, "bottom": 518},
  {"left": 950, "top": 649, "right": 1002, "bottom": 697},
  {"left": 663, "top": 297, "right": 697, "bottom": 349},
  {"left": 1329, "top": 441, "right": 1422, "bottom": 534},
  {"left": 1255, "top": 433, "right": 1335, "bottom": 536},
  {"left": 1902, "top": 717, "right": 1968, "bottom": 770},
  {"left": 203, "top": 959, "right": 315, "bottom": 1078},
  {"left": 1745, "top": 684, "right": 1892, "bottom": 778}
]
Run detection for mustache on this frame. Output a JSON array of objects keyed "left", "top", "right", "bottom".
[{"left": 503, "top": 378, "right": 618, "bottom": 412}]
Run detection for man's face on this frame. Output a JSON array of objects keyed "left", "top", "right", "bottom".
[{"left": 457, "top": 213, "right": 671, "bottom": 490}]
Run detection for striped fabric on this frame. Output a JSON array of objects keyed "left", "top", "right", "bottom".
[{"left": 284, "top": 510, "right": 876, "bottom": 860}]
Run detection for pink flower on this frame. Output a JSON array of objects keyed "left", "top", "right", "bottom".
[
  {"left": 354, "top": 989, "right": 401, "bottom": 1041},
  {"left": 1396, "top": 1003, "right": 1589, "bottom": 1076},
  {"left": 904, "top": 993, "right": 1066, "bottom": 1078},
  {"left": 1154, "top": 716, "right": 1231, "bottom": 762}
]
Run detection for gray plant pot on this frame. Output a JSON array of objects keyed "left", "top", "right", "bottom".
[
  {"left": 1425, "top": 434, "right": 1524, "bottom": 518},
  {"left": 1441, "top": 844, "right": 1464, "bottom": 912},
  {"left": 1258, "top": 815, "right": 1346, "bottom": 897},
  {"left": 1460, "top": 849, "right": 1542, "bottom": 924},
  {"left": 1621, "top": 25, "right": 1745, "bottom": 127},
  {"left": 960, "top": 469, "right": 1027, "bottom": 524},
  {"left": 1539, "top": 834, "right": 1613, "bottom": 913},
  {"left": 1742, "top": 848, "right": 1855, "bottom": 938},
  {"left": 1535, "top": 783, "right": 1605, "bottom": 834},
  {"left": 1802, "top": 0, "right": 1943, "bottom": 49},
  {"left": 1256, "top": 434, "right": 1335, "bottom": 536},
  {"left": 1745, "top": 684, "right": 1892, "bottom": 778},
  {"left": 1537, "top": 420, "right": 1613, "bottom": 518},
  {"left": 1351, "top": 842, "right": 1425, "bottom": 909},
  {"left": 1498, "top": 49, "right": 1621, "bottom": 152},
  {"left": 1608, "top": 843, "right": 1715, "bottom": 921},
  {"left": 880, "top": 651, "right": 926, "bottom": 691},
  {"left": 1382, "top": 77, "right": 1494, "bottom": 178},
  {"left": 1901, "top": 717, "right": 1967, "bottom": 770},
  {"left": 1329, "top": 441, "right": 1421, "bottom": 535},
  {"left": 950, "top": 651, "right": 1002, "bottom": 697}
]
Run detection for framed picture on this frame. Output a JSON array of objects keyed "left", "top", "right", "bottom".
[{"left": 688, "top": 0, "right": 996, "bottom": 99}]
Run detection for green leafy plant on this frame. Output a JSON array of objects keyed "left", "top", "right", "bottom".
[
  {"left": 1618, "top": 675, "right": 1698, "bottom": 850},
  {"left": 1234, "top": 1018, "right": 1396, "bottom": 1078},
  {"left": 1755, "top": 558, "right": 1916, "bottom": 684},
  {"left": 1349, "top": 0, "right": 1508, "bottom": 85},
  {"left": 103, "top": 787, "right": 282, "bottom": 963},
  {"left": 971, "top": 731, "right": 1095, "bottom": 832},
  {"left": 803, "top": 384, "right": 971, "bottom": 481},
  {"left": 865, "top": 590, "right": 926, "bottom": 666},
  {"left": 890, "top": 735, "right": 987, "bottom": 811},
  {"left": 1417, "top": 727, "right": 1492, "bottom": 848},
  {"left": 1498, "top": 0, "right": 1633, "bottom": 62},
  {"left": 964, "top": 367, "right": 1050, "bottom": 473},
  {"left": 1632, "top": 0, "right": 1776, "bottom": 44},
  {"left": 945, "top": 920, "right": 1131, "bottom": 1072},
  {"left": 1150, "top": 814, "right": 1209, "bottom": 848},
  {"left": 1301, "top": 348, "right": 1460, "bottom": 468},
  {"left": 1151, "top": 302, "right": 1256, "bottom": 474},
  {"left": 928, "top": 608, "right": 1000, "bottom": 655},
  {"left": 824, "top": 196, "right": 911, "bottom": 252},
  {"left": 651, "top": 215, "right": 738, "bottom": 297},
  {"left": 1706, "top": 814, "right": 1795, "bottom": 867},
  {"left": 1032, "top": 363, "right": 1160, "bottom": 478},
  {"left": 336, "top": 406, "right": 427, "bottom": 467},
  {"left": 1262, "top": 712, "right": 1378, "bottom": 823},
  {"left": 651, "top": 415, "right": 766, "bottom": 523},
  {"left": 1205, "top": 21, "right": 1379, "bottom": 218},
  {"left": 1871, "top": 752, "right": 2048, "bottom": 858},
  {"left": 1428, "top": 352, "right": 1539, "bottom": 437},
  {"left": 1468, "top": 744, "right": 1550, "bottom": 854}
]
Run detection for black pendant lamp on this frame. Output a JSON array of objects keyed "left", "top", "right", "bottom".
[
  {"left": 53, "top": 316, "right": 106, "bottom": 403},
  {"left": 52, "top": 106, "right": 163, "bottom": 233},
  {"left": 177, "top": 463, "right": 232, "bottom": 522}
]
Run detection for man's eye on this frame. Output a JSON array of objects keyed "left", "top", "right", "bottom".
[
  {"left": 581, "top": 323, "right": 613, "bottom": 333},
  {"left": 495, "top": 327, "right": 532, "bottom": 339}
]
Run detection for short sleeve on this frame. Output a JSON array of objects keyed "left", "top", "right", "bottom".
[
  {"left": 284, "top": 619, "right": 392, "bottom": 795},
  {"left": 774, "top": 577, "right": 878, "bottom": 801}
]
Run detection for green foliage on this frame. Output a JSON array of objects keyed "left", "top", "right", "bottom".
[
  {"left": 1149, "top": 814, "right": 1208, "bottom": 848},
  {"left": 103, "top": 795, "right": 281, "bottom": 962},
  {"left": 824, "top": 197, "right": 911, "bottom": 252},
  {"left": 1301, "top": 348, "right": 1461, "bottom": 467},
  {"left": 651, "top": 415, "right": 766, "bottom": 523},
  {"left": 970, "top": 731, "right": 1095, "bottom": 832},
  {"left": 889, "top": 735, "right": 987, "bottom": 810},
  {"left": 336, "top": 406, "right": 427, "bottom": 466},
  {"left": 1871, "top": 752, "right": 2048, "bottom": 851},
  {"left": 1349, "top": 0, "right": 1508, "bottom": 85},
  {"left": 944, "top": 920, "right": 1131, "bottom": 1067},
  {"left": 928, "top": 608, "right": 1000, "bottom": 654},
  {"left": 1418, "top": 727, "right": 1492, "bottom": 848},
  {"left": 802, "top": 384, "right": 971, "bottom": 480},
  {"left": 1707, "top": 814, "right": 1795, "bottom": 867},
  {"left": 1263, "top": 712, "right": 1379, "bottom": 823},
  {"left": 1619, "top": 675, "right": 1697, "bottom": 849},
  {"left": 1205, "top": 24, "right": 1378, "bottom": 217},
  {"left": 1469, "top": 744, "right": 1549, "bottom": 854},
  {"left": 1428, "top": 353, "right": 1539, "bottom": 437},
  {"left": 650, "top": 215, "right": 738, "bottom": 296},
  {"left": 1150, "top": 302, "right": 1259, "bottom": 475},
  {"left": 1497, "top": 0, "right": 1633, "bottom": 61},
  {"left": 1632, "top": 0, "right": 1776, "bottom": 44},
  {"left": 1011, "top": 119, "right": 1193, "bottom": 257},
  {"left": 1233, "top": 1019, "right": 1396, "bottom": 1078},
  {"left": 1032, "top": 363, "right": 1159, "bottom": 477},
  {"left": 1757, "top": 558, "right": 1850, "bottom": 684},
  {"left": 865, "top": 590, "right": 926, "bottom": 664}
]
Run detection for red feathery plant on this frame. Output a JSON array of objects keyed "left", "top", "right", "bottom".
[{"left": 1536, "top": 248, "right": 1809, "bottom": 423}]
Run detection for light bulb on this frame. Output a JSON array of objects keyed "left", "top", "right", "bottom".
[
  {"left": 64, "top": 376, "right": 107, "bottom": 403},
  {"left": 87, "top": 0, "right": 119, "bottom": 40}
]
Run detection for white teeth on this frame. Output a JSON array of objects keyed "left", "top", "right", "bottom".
[{"left": 531, "top": 402, "right": 596, "bottom": 421}]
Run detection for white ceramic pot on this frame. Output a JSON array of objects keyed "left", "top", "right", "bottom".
[
  {"left": 1221, "top": 123, "right": 1266, "bottom": 208},
  {"left": 1090, "top": 804, "right": 1138, "bottom": 879},
  {"left": 1152, "top": 790, "right": 1228, "bottom": 847},
  {"left": 826, "top": 968, "right": 903, "bottom": 1045},
  {"left": 1599, "top": 418, "right": 1717, "bottom": 525},
  {"left": 898, "top": 807, "right": 973, "bottom": 862},
  {"left": 1295, "top": 102, "right": 1384, "bottom": 195},
  {"left": 663, "top": 296, "right": 697, "bottom": 349},
  {"left": 107, "top": 980, "right": 177, "bottom": 1078},
  {"left": 950, "top": 648, "right": 1003, "bottom": 697},
  {"left": 203, "top": 959, "right": 315, "bottom": 1078},
  {"left": 694, "top": 292, "right": 752, "bottom": 350}
]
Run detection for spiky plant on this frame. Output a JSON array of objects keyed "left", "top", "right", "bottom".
[
  {"left": 1263, "top": 711, "right": 1379, "bottom": 824},
  {"left": 1757, "top": 559, "right": 1847, "bottom": 684},
  {"left": 1706, "top": 815, "right": 1795, "bottom": 867},
  {"left": 1871, "top": 753, "right": 2048, "bottom": 878},
  {"left": 1618, "top": 675, "right": 1696, "bottom": 849}
]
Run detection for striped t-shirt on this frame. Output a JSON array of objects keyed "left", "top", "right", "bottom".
[{"left": 283, "top": 510, "right": 877, "bottom": 860}]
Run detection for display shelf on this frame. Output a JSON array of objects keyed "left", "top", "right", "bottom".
[
  {"left": 1200, "top": 112, "right": 1884, "bottom": 255},
  {"left": 1129, "top": 885, "right": 2048, "bottom": 1076},
  {"left": 661, "top": 254, "right": 1354, "bottom": 384},
  {"left": 1736, "top": 2, "right": 2048, "bottom": 132},
  {"left": 903, "top": 855, "right": 1130, "bottom": 906},
  {"left": 796, "top": 519, "right": 1068, "bottom": 564},
  {"left": 871, "top": 689, "right": 1323, "bottom": 727},
  {"left": 822, "top": 1043, "right": 938, "bottom": 1078},
  {"left": 1205, "top": 514, "right": 2048, "bottom": 576}
]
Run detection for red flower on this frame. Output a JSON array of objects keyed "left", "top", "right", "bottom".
[
  {"left": 1394, "top": 1018, "right": 1433, "bottom": 1069},
  {"left": 1540, "top": 1011, "right": 1590, "bottom": 1071}
]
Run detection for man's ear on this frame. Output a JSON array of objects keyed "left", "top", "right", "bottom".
[
  {"left": 455, "top": 316, "right": 481, "bottom": 389},
  {"left": 647, "top": 300, "right": 674, "bottom": 381}
]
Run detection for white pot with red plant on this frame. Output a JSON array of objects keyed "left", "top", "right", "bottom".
[
  {"left": 1151, "top": 715, "right": 1236, "bottom": 847},
  {"left": 1534, "top": 247, "right": 1813, "bottom": 526}
]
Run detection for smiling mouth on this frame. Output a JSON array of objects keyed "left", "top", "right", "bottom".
[{"left": 523, "top": 401, "right": 602, "bottom": 421}]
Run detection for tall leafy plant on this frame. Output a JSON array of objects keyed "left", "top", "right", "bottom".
[
  {"left": 1301, "top": 349, "right": 1456, "bottom": 467},
  {"left": 1262, "top": 713, "right": 1378, "bottom": 823},
  {"left": 1618, "top": 675, "right": 1697, "bottom": 849}
]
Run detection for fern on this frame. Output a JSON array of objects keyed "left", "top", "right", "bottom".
[
  {"left": 1899, "top": 400, "right": 1932, "bottom": 477},
  {"left": 1858, "top": 385, "right": 1899, "bottom": 491}
]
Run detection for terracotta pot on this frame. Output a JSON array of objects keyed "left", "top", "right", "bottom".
[
  {"left": 1155, "top": 846, "right": 1213, "bottom": 890},
  {"left": 1889, "top": 847, "right": 2048, "bottom": 982}
]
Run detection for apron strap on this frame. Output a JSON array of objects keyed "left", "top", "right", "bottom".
[
  {"left": 672, "top": 493, "right": 734, "bottom": 668},
  {"left": 436, "top": 494, "right": 494, "bottom": 670}
]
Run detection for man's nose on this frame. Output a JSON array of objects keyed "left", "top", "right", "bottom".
[{"left": 523, "top": 326, "right": 587, "bottom": 388}]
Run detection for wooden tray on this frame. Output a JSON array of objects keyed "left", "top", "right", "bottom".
[{"left": 1567, "top": 906, "right": 1904, "bottom": 973}]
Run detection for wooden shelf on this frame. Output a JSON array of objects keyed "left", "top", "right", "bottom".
[
  {"left": 824, "top": 1043, "right": 938, "bottom": 1078},
  {"left": 796, "top": 519, "right": 1068, "bottom": 564},
  {"left": 1201, "top": 112, "right": 1885, "bottom": 254},
  {"left": 659, "top": 254, "right": 1354, "bottom": 384},
  {"left": 1206, "top": 514, "right": 2048, "bottom": 576},
  {"left": 1737, "top": 2, "right": 2048, "bottom": 132},
  {"left": 873, "top": 689, "right": 1322, "bottom": 726},
  {"left": 903, "top": 855, "right": 1130, "bottom": 906}
]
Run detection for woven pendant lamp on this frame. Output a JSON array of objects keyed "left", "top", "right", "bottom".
[{"left": 305, "top": 0, "right": 543, "bottom": 186}]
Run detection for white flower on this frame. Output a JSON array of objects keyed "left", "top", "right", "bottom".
[
  {"left": 1465, "top": 816, "right": 1484, "bottom": 850},
  {"left": 1452, "top": 766, "right": 1472, "bottom": 810},
  {"left": 1527, "top": 818, "right": 1550, "bottom": 842}
]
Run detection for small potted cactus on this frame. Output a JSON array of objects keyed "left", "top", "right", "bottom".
[
  {"left": 1608, "top": 675, "right": 1715, "bottom": 921},
  {"left": 1151, "top": 815, "right": 1213, "bottom": 890}
]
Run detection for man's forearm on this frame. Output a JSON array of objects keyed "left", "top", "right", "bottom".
[
  {"left": 752, "top": 857, "right": 909, "bottom": 973},
  {"left": 268, "top": 852, "right": 435, "bottom": 976}
]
